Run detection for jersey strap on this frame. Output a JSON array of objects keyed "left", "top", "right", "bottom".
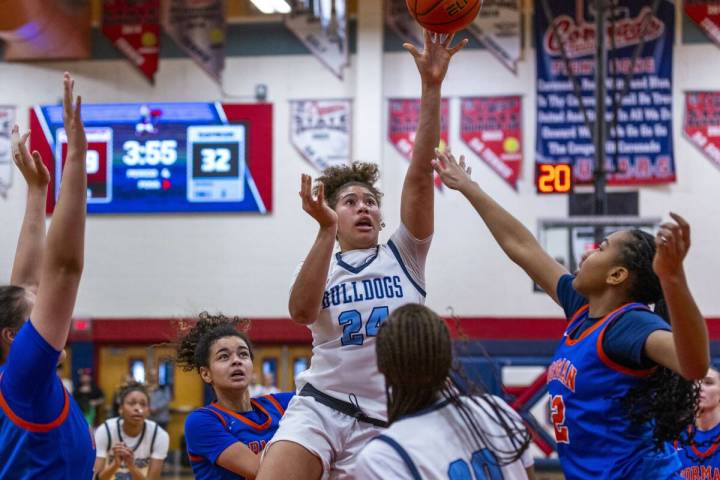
[
  {"left": 373, "top": 435, "right": 422, "bottom": 480},
  {"left": 263, "top": 395, "right": 286, "bottom": 416},
  {"left": 299, "top": 383, "right": 388, "bottom": 428},
  {"left": 387, "top": 240, "right": 426, "bottom": 297},
  {"left": 595, "top": 303, "right": 657, "bottom": 377},
  {"left": 0, "top": 372, "right": 70, "bottom": 432}
]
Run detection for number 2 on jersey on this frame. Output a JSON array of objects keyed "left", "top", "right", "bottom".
[
  {"left": 551, "top": 395, "right": 570, "bottom": 443},
  {"left": 338, "top": 306, "right": 389, "bottom": 346}
]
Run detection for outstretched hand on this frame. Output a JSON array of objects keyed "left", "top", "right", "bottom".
[
  {"left": 62, "top": 72, "right": 86, "bottom": 156},
  {"left": 431, "top": 149, "right": 473, "bottom": 191},
  {"left": 404, "top": 30, "right": 468, "bottom": 87},
  {"left": 300, "top": 174, "right": 337, "bottom": 229},
  {"left": 10, "top": 125, "right": 50, "bottom": 190},
  {"left": 653, "top": 213, "right": 691, "bottom": 281}
]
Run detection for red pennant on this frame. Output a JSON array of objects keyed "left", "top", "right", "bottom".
[
  {"left": 102, "top": 0, "right": 160, "bottom": 83},
  {"left": 685, "top": 1, "right": 720, "bottom": 47},
  {"left": 684, "top": 92, "right": 720, "bottom": 171},
  {"left": 460, "top": 96, "right": 523, "bottom": 190}
]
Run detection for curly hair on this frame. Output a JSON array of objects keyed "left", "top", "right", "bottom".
[
  {"left": 0, "top": 286, "right": 31, "bottom": 362},
  {"left": 377, "top": 304, "right": 531, "bottom": 466},
  {"left": 116, "top": 380, "right": 150, "bottom": 407},
  {"left": 618, "top": 229, "right": 700, "bottom": 447},
  {"left": 175, "top": 312, "right": 253, "bottom": 372},
  {"left": 314, "top": 162, "right": 383, "bottom": 208}
]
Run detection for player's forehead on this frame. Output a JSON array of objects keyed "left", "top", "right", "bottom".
[
  {"left": 210, "top": 335, "right": 249, "bottom": 354},
  {"left": 337, "top": 184, "right": 376, "bottom": 200}
]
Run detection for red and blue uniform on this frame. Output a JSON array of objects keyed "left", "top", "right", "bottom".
[
  {"left": 0, "top": 321, "right": 95, "bottom": 479},
  {"left": 675, "top": 424, "right": 720, "bottom": 480},
  {"left": 547, "top": 275, "right": 681, "bottom": 479},
  {"left": 185, "top": 392, "right": 292, "bottom": 480}
]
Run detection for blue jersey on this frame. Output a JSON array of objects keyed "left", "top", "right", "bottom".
[
  {"left": 0, "top": 321, "right": 95, "bottom": 479},
  {"left": 546, "top": 302, "right": 681, "bottom": 479},
  {"left": 186, "top": 392, "right": 293, "bottom": 480},
  {"left": 675, "top": 424, "right": 720, "bottom": 479}
]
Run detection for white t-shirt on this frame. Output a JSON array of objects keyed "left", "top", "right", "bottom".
[
  {"left": 292, "top": 224, "right": 431, "bottom": 421},
  {"left": 95, "top": 417, "right": 169, "bottom": 478},
  {"left": 354, "top": 395, "right": 533, "bottom": 480}
]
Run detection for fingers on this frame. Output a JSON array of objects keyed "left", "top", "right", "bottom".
[
  {"left": 316, "top": 181, "right": 325, "bottom": 205},
  {"left": 423, "top": 29, "right": 432, "bottom": 47},
  {"left": 657, "top": 224, "right": 684, "bottom": 258},
  {"left": 31, "top": 151, "right": 48, "bottom": 178},
  {"left": 63, "top": 72, "right": 74, "bottom": 119},
  {"left": 448, "top": 38, "right": 469, "bottom": 56},
  {"left": 402, "top": 42, "right": 420, "bottom": 59},
  {"left": 75, "top": 95, "right": 82, "bottom": 121},
  {"left": 669, "top": 212, "right": 691, "bottom": 250},
  {"left": 300, "top": 174, "right": 310, "bottom": 198},
  {"left": 443, "top": 32, "right": 455, "bottom": 48}
]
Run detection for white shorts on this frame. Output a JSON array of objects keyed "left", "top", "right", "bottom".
[{"left": 265, "top": 394, "right": 384, "bottom": 479}]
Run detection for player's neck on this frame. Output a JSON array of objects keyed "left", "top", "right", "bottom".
[
  {"left": 215, "top": 388, "right": 251, "bottom": 412},
  {"left": 586, "top": 291, "right": 629, "bottom": 318},
  {"left": 122, "top": 418, "right": 144, "bottom": 437},
  {"left": 697, "top": 407, "right": 720, "bottom": 431}
]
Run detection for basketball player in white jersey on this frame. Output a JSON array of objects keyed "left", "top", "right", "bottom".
[
  {"left": 354, "top": 304, "right": 535, "bottom": 480},
  {"left": 257, "top": 31, "right": 468, "bottom": 480}
]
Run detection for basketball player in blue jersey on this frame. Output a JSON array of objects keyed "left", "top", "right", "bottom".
[
  {"left": 176, "top": 313, "right": 293, "bottom": 480},
  {"left": 0, "top": 73, "right": 95, "bottom": 478},
  {"left": 432, "top": 150, "right": 708, "bottom": 479},
  {"left": 257, "top": 30, "right": 467, "bottom": 480},
  {"left": 355, "top": 303, "right": 535, "bottom": 479},
  {"left": 675, "top": 368, "right": 720, "bottom": 479}
]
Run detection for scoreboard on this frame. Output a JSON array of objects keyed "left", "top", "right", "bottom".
[{"left": 30, "top": 102, "right": 272, "bottom": 214}]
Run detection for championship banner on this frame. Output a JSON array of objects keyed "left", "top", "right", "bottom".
[
  {"left": 102, "top": 0, "right": 160, "bottom": 83},
  {"left": 0, "top": 1, "right": 91, "bottom": 60},
  {"left": 388, "top": 98, "right": 449, "bottom": 189},
  {"left": 291, "top": 99, "right": 352, "bottom": 171},
  {"left": 468, "top": 0, "right": 521, "bottom": 74},
  {"left": 162, "top": 0, "right": 225, "bottom": 84},
  {"left": 285, "top": 0, "right": 349, "bottom": 79},
  {"left": 461, "top": 97, "right": 522, "bottom": 189},
  {"left": 684, "top": 92, "right": 720, "bottom": 171},
  {"left": 535, "top": 0, "right": 675, "bottom": 185},
  {"left": 0, "top": 107, "right": 15, "bottom": 199},
  {"left": 386, "top": 0, "right": 423, "bottom": 46},
  {"left": 685, "top": 1, "right": 720, "bottom": 47}
]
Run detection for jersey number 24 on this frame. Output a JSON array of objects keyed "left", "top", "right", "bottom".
[
  {"left": 338, "top": 306, "right": 388, "bottom": 346},
  {"left": 448, "top": 448, "right": 504, "bottom": 480}
]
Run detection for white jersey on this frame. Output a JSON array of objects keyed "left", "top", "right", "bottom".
[
  {"left": 295, "top": 225, "right": 429, "bottom": 421},
  {"left": 95, "top": 417, "right": 169, "bottom": 478},
  {"left": 354, "top": 396, "right": 533, "bottom": 480}
]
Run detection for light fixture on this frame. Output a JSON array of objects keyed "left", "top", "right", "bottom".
[{"left": 249, "top": 0, "right": 291, "bottom": 14}]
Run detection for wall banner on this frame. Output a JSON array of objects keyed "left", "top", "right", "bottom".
[
  {"left": 461, "top": 96, "right": 523, "bottom": 189},
  {"left": 0, "top": 107, "right": 15, "bottom": 199},
  {"left": 468, "top": 0, "right": 521, "bottom": 74},
  {"left": 291, "top": 99, "right": 352, "bottom": 171},
  {"left": 535, "top": 0, "right": 676, "bottom": 185},
  {"left": 685, "top": 1, "right": 720, "bottom": 47},
  {"left": 684, "top": 92, "right": 720, "bottom": 171}
]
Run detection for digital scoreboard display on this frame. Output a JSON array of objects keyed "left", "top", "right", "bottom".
[
  {"left": 30, "top": 102, "right": 272, "bottom": 214},
  {"left": 536, "top": 163, "right": 573, "bottom": 194}
]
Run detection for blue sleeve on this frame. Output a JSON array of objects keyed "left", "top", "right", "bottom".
[
  {"left": 556, "top": 274, "right": 588, "bottom": 320},
  {"left": 185, "top": 409, "right": 240, "bottom": 465},
  {"left": 603, "top": 310, "right": 671, "bottom": 370},
  {"left": 1, "top": 320, "right": 66, "bottom": 423},
  {"left": 271, "top": 392, "right": 294, "bottom": 410}
]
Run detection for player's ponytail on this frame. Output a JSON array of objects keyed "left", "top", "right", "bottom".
[
  {"left": 619, "top": 230, "right": 700, "bottom": 447},
  {"left": 376, "top": 304, "right": 531, "bottom": 466},
  {"left": 0, "top": 286, "right": 31, "bottom": 362}
]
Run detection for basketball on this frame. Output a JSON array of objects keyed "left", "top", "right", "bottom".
[{"left": 406, "top": 0, "right": 482, "bottom": 34}]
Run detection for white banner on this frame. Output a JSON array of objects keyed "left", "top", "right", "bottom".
[
  {"left": 0, "top": 106, "right": 15, "bottom": 199},
  {"left": 385, "top": 0, "right": 423, "bottom": 46},
  {"left": 291, "top": 99, "right": 352, "bottom": 171},
  {"left": 468, "top": 0, "right": 521, "bottom": 74},
  {"left": 285, "top": 0, "right": 349, "bottom": 79}
]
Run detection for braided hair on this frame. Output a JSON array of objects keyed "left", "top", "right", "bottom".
[
  {"left": 175, "top": 312, "right": 253, "bottom": 373},
  {"left": 314, "top": 162, "right": 383, "bottom": 209},
  {"left": 618, "top": 229, "right": 700, "bottom": 448},
  {"left": 376, "top": 304, "right": 532, "bottom": 466},
  {"left": 0, "top": 286, "right": 30, "bottom": 362}
]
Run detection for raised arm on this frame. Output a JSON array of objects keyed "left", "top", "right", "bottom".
[
  {"left": 645, "top": 213, "right": 709, "bottom": 380},
  {"left": 288, "top": 175, "right": 338, "bottom": 325},
  {"left": 401, "top": 31, "right": 466, "bottom": 239},
  {"left": 29, "top": 72, "right": 87, "bottom": 350},
  {"left": 432, "top": 150, "right": 568, "bottom": 303},
  {"left": 9, "top": 125, "right": 51, "bottom": 289}
]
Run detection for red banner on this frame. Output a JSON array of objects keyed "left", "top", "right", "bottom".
[
  {"left": 685, "top": 1, "right": 720, "bottom": 47},
  {"left": 388, "top": 98, "right": 449, "bottom": 190},
  {"left": 684, "top": 92, "right": 720, "bottom": 171},
  {"left": 461, "top": 96, "right": 523, "bottom": 189},
  {"left": 102, "top": 0, "right": 160, "bottom": 83}
]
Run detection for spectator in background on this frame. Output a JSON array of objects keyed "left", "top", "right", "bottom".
[
  {"left": 57, "top": 363, "right": 73, "bottom": 394},
  {"left": 147, "top": 369, "right": 172, "bottom": 432},
  {"left": 75, "top": 367, "right": 105, "bottom": 427}
]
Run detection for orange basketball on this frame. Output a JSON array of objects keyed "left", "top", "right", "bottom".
[{"left": 406, "top": 0, "right": 482, "bottom": 33}]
